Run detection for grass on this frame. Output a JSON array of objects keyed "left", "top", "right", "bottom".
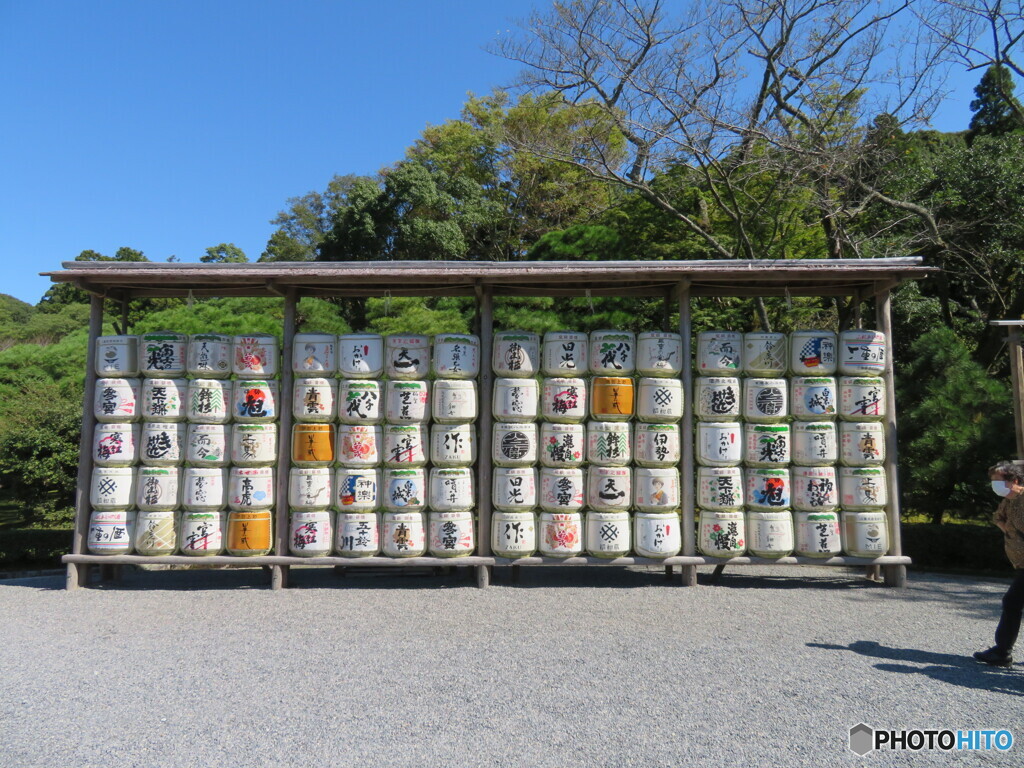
[{"left": 0, "top": 490, "right": 30, "bottom": 530}]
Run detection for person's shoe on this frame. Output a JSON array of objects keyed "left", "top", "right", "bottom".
[{"left": 973, "top": 647, "right": 1013, "bottom": 667}]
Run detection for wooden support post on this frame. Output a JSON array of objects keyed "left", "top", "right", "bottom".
[
  {"left": 852, "top": 289, "right": 862, "bottom": 330},
  {"left": 475, "top": 564, "right": 491, "bottom": 589},
  {"left": 273, "top": 288, "right": 298, "bottom": 590},
  {"left": 680, "top": 565, "right": 698, "bottom": 587},
  {"left": 120, "top": 296, "right": 130, "bottom": 335},
  {"left": 663, "top": 286, "right": 673, "bottom": 332},
  {"left": 678, "top": 279, "right": 696, "bottom": 587},
  {"left": 476, "top": 285, "right": 494, "bottom": 558},
  {"left": 876, "top": 286, "right": 907, "bottom": 588},
  {"left": 511, "top": 564, "right": 520, "bottom": 584},
  {"left": 1008, "top": 327, "right": 1024, "bottom": 460}
]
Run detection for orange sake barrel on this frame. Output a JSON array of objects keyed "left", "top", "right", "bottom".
[
  {"left": 590, "top": 377, "right": 634, "bottom": 421},
  {"left": 226, "top": 510, "right": 273, "bottom": 555},
  {"left": 292, "top": 424, "right": 336, "bottom": 467}
]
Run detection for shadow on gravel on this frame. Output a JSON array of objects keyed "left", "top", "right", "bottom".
[{"left": 698, "top": 571, "right": 878, "bottom": 590}]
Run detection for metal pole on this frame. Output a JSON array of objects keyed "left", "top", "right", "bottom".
[
  {"left": 272, "top": 289, "right": 297, "bottom": 589},
  {"left": 1008, "top": 327, "right": 1024, "bottom": 460},
  {"left": 678, "top": 279, "right": 697, "bottom": 586},
  {"left": 876, "top": 286, "right": 906, "bottom": 588}
]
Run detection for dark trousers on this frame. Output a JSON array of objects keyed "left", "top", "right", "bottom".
[{"left": 995, "top": 569, "right": 1024, "bottom": 653}]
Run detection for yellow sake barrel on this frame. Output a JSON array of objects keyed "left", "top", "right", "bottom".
[
  {"left": 187, "top": 333, "right": 232, "bottom": 378},
  {"left": 289, "top": 509, "right": 333, "bottom": 556},
  {"left": 86, "top": 509, "right": 136, "bottom": 555},
  {"left": 590, "top": 377, "right": 634, "bottom": 421},
  {"left": 698, "top": 508, "right": 746, "bottom": 558},
  {"left": 226, "top": 510, "right": 273, "bottom": 556},
  {"left": 96, "top": 335, "right": 139, "bottom": 377},
  {"left": 431, "top": 334, "right": 480, "bottom": 379},
  {"left": 746, "top": 510, "right": 794, "bottom": 558},
  {"left": 538, "top": 511, "right": 583, "bottom": 557},
  {"left": 335, "top": 511, "right": 380, "bottom": 556},
  {"left": 790, "top": 330, "right": 837, "bottom": 375},
  {"left": 542, "top": 331, "right": 588, "bottom": 376},
  {"left": 291, "top": 424, "right": 335, "bottom": 467},
  {"left": 385, "top": 334, "right": 431, "bottom": 379},
  {"left": 633, "top": 511, "right": 682, "bottom": 558},
  {"left": 232, "top": 334, "right": 278, "bottom": 378},
  {"left": 338, "top": 334, "right": 384, "bottom": 379},
  {"left": 134, "top": 509, "right": 178, "bottom": 556},
  {"left": 429, "top": 510, "right": 475, "bottom": 557},
  {"left": 586, "top": 510, "right": 631, "bottom": 558},
  {"left": 140, "top": 332, "right": 187, "bottom": 378},
  {"left": 94, "top": 423, "right": 141, "bottom": 469},
  {"left": 179, "top": 510, "right": 226, "bottom": 556},
  {"left": 292, "top": 332, "right": 337, "bottom": 377},
  {"left": 637, "top": 332, "right": 683, "bottom": 377},
  {"left": 491, "top": 510, "right": 536, "bottom": 558},
  {"left": 589, "top": 330, "right": 635, "bottom": 375}
]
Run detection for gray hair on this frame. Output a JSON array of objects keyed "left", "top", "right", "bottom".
[{"left": 989, "top": 461, "right": 1024, "bottom": 483}]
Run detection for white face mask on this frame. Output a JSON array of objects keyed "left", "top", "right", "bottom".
[{"left": 992, "top": 480, "right": 1012, "bottom": 498}]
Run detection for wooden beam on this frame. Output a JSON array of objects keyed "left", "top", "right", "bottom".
[
  {"left": 678, "top": 279, "right": 696, "bottom": 584},
  {"left": 476, "top": 285, "right": 494, "bottom": 558},
  {"left": 273, "top": 289, "right": 298, "bottom": 589},
  {"left": 876, "top": 285, "right": 907, "bottom": 588},
  {"left": 1008, "top": 327, "right": 1024, "bottom": 459}
]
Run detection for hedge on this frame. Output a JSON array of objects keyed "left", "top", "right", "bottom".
[{"left": 0, "top": 528, "right": 72, "bottom": 571}]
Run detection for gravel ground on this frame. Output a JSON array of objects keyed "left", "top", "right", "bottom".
[{"left": 0, "top": 564, "right": 1020, "bottom": 768}]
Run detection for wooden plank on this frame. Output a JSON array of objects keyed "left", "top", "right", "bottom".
[
  {"left": 1008, "top": 327, "right": 1024, "bottom": 459},
  {"left": 679, "top": 280, "right": 696, "bottom": 559},
  {"left": 274, "top": 289, "right": 298, "bottom": 590},
  {"left": 491, "top": 556, "right": 706, "bottom": 566},
  {"left": 876, "top": 286, "right": 904, "bottom": 559},
  {"left": 62, "top": 554, "right": 498, "bottom": 566},
  {"left": 476, "top": 286, "right": 494, "bottom": 557}
]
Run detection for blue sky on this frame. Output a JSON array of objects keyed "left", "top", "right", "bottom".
[{"left": 1, "top": 1, "right": 983, "bottom": 305}]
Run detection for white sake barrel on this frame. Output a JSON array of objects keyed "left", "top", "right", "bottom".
[
  {"left": 586, "top": 510, "right": 631, "bottom": 558},
  {"left": 589, "top": 330, "right": 635, "bottom": 375},
  {"left": 429, "top": 510, "right": 475, "bottom": 557},
  {"left": 790, "top": 330, "right": 837, "bottom": 375},
  {"left": 290, "top": 424, "right": 334, "bottom": 468},
  {"left": 432, "top": 379, "right": 478, "bottom": 424},
  {"left": 696, "top": 331, "right": 742, "bottom": 375},
  {"left": 839, "top": 330, "right": 888, "bottom": 375},
  {"left": 292, "top": 333, "right": 337, "bottom": 377},
  {"left": 429, "top": 467, "right": 475, "bottom": 512},
  {"left": 636, "top": 378, "right": 683, "bottom": 423},
  {"left": 225, "top": 510, "right": 273, "bottom": 556},
  {"left": 747, "top": 510, "right": 794, "bottom": 558},
  {"left": 743, "top": 423, "right": 791, "bottom": 467},
  {"left": 382, "top": 511, "right": 427, "bottom": 557},
  {"left": 493, "top": 330, "right": 540, "bottom": 378},
  {"left": 696, "top": 421, "right": 742, "bottom": 467},
  {"left": 698, "top": 508, "right": 746, "bottom": 558},
  {"left": 140, "top": 422, "right": 186, "bottom": 466},
  {"left": 289, "top": 510, "right": 334, "bottom": 556},
  {"left": 232, "top": 380, "right": 279, "bottom": 423},
  {"left": 745, "top": 467, "right": 792, "bottom": 511},
  {"left": 140, "top": 332, "right": 187, "bottom": 378},
  {"left": 383, "top": 469, "right": 426, "bottom": 513},
  {"left": 385, "top": 334, "right": 430, "bottom": 380},
  {"left": 794, "top": 510, "right": 842, "bottom": 558},
  {"left": 187, "top": 333, "right": 232, "bottom": 378},
  {"left": 94, "top": 378, "right": 140, "bottom": 423},
  {"left": 294, "top": 378, "right": 339, "bottom": 423},
  {"left": 696, "top": 377, "right": 741, "bottom": 421},
  {"left": 840, "top": 422, "right": 885, "bottom": 466},
  {"left": 186, "top": 423, "right": 230, "bottom": 467},
  {"left": 90, "top": 467, "right": 136, "bottom": 511},
  {"left": 697, "top": 466, "right": 744, "bottom": 511},
  {"left": 839, "top": 466, "right": 887, "bottom": 510},
  {"left": 540, "top": 377, "right": 587, "bottom": 423},
  {"left": 842, "top": 510, "right": 889, "bottom": 557},
  {"left": 335, "top": 467, "right": 381, "bottom": 512},
  {"left": 634, "top": 467, "right": 680, "bottom": 512},
  {"left": 338, "top": 379, "right": 382, "bottom": 424},
  {"left": 542, "top": 331, "right": 588, "bottom": 376},
  {"left": 335, "top": 511, "right": 380, "bottom": 556},
  {"left": 337, "top": 424, "right": 382, "bottom": 468},
  {"left": 288, "top": 467, "right": 333, "bottom": 511},
  {"left": 179, "top": 510, "right": 226, "bottom": 556},
  {"left": 587, "top": 466, "right": 631, "bottom": 513},
  {"left": 385, "top": 380, "right": 430, "bottom": 424},
  {"left": 791, "top": 376, "right": 837, "bottom": 420},
  {"left": 491, "top": 510, "right": 536, "bottom": 558},
  {"left": 93, "top": 423, "right": 139, "bottom": 467},
  {"left": 228, "top": 467, "right": 274, "bottom": 511},
  {"left": 493, "top": 466, "right": 538, "bottom": 512},
  {"left": 637, "top": 332, "right": 683, "bottom": 377},
  {"left": 87, "top": 509, "right": 136, "bottom": 555},
  {"left": 383, "top": 424, "right": 428, "bottom": 468},
  {"left": 230, "top": 423, "right": 277, "bottom": 467},
  {"left": 141, "top": 378, "right": 186, "bottom": 422},
  {"left": 431, "top": 334, "right": 480, "bottom": 379},
  {"left": 539, "top": 422, "right": 585, "bottom": 468},
  {"left": 96, "top": 335, "right": 139, "bottom": 377},
  {"left": 791, "top": 422, "right": 837, "bottom": 466},
  {"left": 186, "top": 379, "right": 231, "bottom": 424},
  {"left": 634, "top": 511, "right": 682, "bottom": 558},
  {"left": 792, "top": 466, "right": 839, "bottom": 512},
  {"left": 182, "top": 467, "right": 227, "bottom": 511},
  {"left": 587, "top": 421, "right": 631, "bottom": 467},
  {"left": 232, "top": 334, "right": 278, "bottom": 378},
  {"left": 634, "top": 424, "right": 681, "bottom": 467},
  {"left": 430, "top": 423, "right": 476, "bottom": 467},
  {"left": 743, "top": 332, "right": 787, "bottom": 376},
  {"left": 134, "top": 509, "right": 177, "bottom": 556},
  {"left": 136, "top": 466, "right": 180, "bottom": 511},
  {"left": 492, "top": 378, "right": 539, "bottom": 423},
  {"left": 338, "top": 334, "right": 384, "bottom": 379},
  {"left": 839, "top": 377, "right": 886, "bottom": 421},
  {"left": 492, "top": 422, "right": 538, "bottom": 467},
  {"left": 539, "top": 467, "right": 585, "bottom": 513},
  {"left": 538, "top": 511, "right": 583, "bottom": 557},
  {"left": 742, "top": 378, "right": 788, "bottom": 423}
]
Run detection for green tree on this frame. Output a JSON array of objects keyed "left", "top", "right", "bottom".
[
  {"left": 261, "top": 175, "right": 370, "bottom": 262},
  {"left": 201, "top": 243, "right": 248, "bottom": 263},
  {"left": 969, "top": 65, "right": 1024, "bottom": 139}
]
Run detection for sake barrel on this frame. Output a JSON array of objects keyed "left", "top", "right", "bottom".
[
  {"left": 587, "top": 466, "right": 631, "bottom": 513},
  {"left": 140, "top": 332, "right": 187, "bottom": 378},
  {"left": 87, "top": 509, "right": 136, "bottom": 555},
  {"left": 292, "top": 333, "right": 337, "bottom": 376},
  {"left": 226, "top": 510, "right": 273, "bottom": 556},
  {"left": 96, "top": 335, "right": 139, "bottom": 377},
  {"left": 228, "top": 467, "right": 274, "bottom": 511},
  {"left": 338, "top": 333, "right": 384, "bottom": 379},
  {"left": 839, "top": 422, "right": 885, "bottom": 466},
  {"left": 839, "top": 329, "right": 887, "bottom": 375},
  {"left": 337, "top": 424, "right": 382, "bottom": 468},
  {"left": 586, "top": 421, "right": 631, "bottom": 466},
  {"left": 289, "top": 510, "right": 334, "bottom": 556},
  {"left": 636, "top": 378, "right": 683, "bottom": 423},
  {"left": 431, "top": 334, "right": 480, "bottom": 379},
  {"left": 493, "top": 330, "right": 539, "bottom": 378},
  {"left": 746, "top": 510, "right": 794, "bottom": 558},
  {"left": 634, "top": 467, "right": 680, "bottom": 512},
  {"left": 839, "top": 377, "right": 886, "bottom": 421},
  {"left": 743, "top": 423, "right": 791, "bottom": 467},
  {"left": 493, "top": 466, "right": 538, "bottom": 512},
  {"left": 430, "top": 423, "right": 476, "bottom": 467},
  {"left": 94, "top": 378, "right": 140, "bottom": 423},
  {"left": 698, "top": 508, "right": 746, "bottom": 558},
  {"left": 385, "top": 380, "right": 431, "bottom": 424},
  {"left": 232, "top": 334, "right": 278, "bottom": 378},
  {"left": 696, "top": 421, "right": 742, "bottom": 467},
  {"left": 291, "top": 423, "right": 335, "bottom": 467},
  {"left": 538, "top": 511, "right": 583, "bottom": 557},
  {"left": 429, "top": 510, "right": 475, "bottom": 557},
  {"left": 492, "top": 422, "right": 538, "bottom": 467},
  {"left": 696, "top": 376, "right": 741, "bottom": 421},
  {"left": 335, "top": 467, "right": 381, "bottom": 512},
  {"left": 794, "top": 510, "right": 842, "bottom": 558},
  {"left": 233, "top": 380, "right": 279, "bottom": 423},
  {"left": 230, "top": 423, "right": 277, "bottom": 467},
  {"left": 743, "top": 332, "right": 787, "bottom": 376},
  {"left": 586, "top": 510, "right": 631, "bottom": 558},
  {"left": 382, "top": 511, "right": 427, "bottom": 557},
  {"left": 179, "top": 510, "right": 226, "bottom": 556},
  {"left": 839, "top": 466, "right": 887, "bottom": 510},
  {"left": 288, "top": 467, "right": 333, "bottom": 511},
  {"left": 634, "top": 510, "right": 682, "bottom": 558},
  {"left": 697, "top": 466, "right": 744, "bottom": 511},
  {"left": 491, "top": 510, "right": 536, "bottom": 558},
  {"left": 140, "top": 422, "right": 186, "bottom": 466},
  {"left": 136, "top": 466, "right": 181, "bottom": 511},
  {"left": 90, "top": 467, "right": 136, "bottom": 511},
  {"left": 541, "top": 331, "right": 588, "bottom": 376},
  {"left": 791, "top": 422, "right": 837, "bottom": 466},
  {"left": 182, "top": 467, "right": 227, "bottom": 511},
  {"left": 539, "top": 467, "right": 584, "bottom": 513},
  {"left": 790, "top": 330, "right": 837, "bottom": 375},
  {"left": 429, "top": 467, "right": 475, "bottom": 512},
  {"left": 637, "top": 332, "right": 683, "bottom": 377},
  {"left": 93, "top": 423, "right": 139, "bottom": 467},
  {"left": 432, "top": 379, "right": 478, "bottom": 424},
  {"left": 186, "top": 423, "right": 230, "bottom": 467},
  {"left": 187, "top": 333, "right": 232, "bottom": 378},
  {"left": 540, "top": 377, "right": 587, "bottom": 423},
  {"left": 186, "top": 379, "right": 231, "bottom": 424},
  {"left": 141, "top": 378, "right": 186, "bottom": 422},
  {"left": 745, "top": 467, "right": 792, "bottom": 511},
  {"left": 294, "top": 378, "right": 339, "bottom": 423},
  {"left": 383, "top": 469, "right": 426, "bottom": 513},
  {"left": 590, "top": 330, "right": 635, "bottom": 375},
  {"left": 791, "top": 376, "right": 837, "bottom": 420},
  {"left": 335, "top": 511, "right": 380, "bottom": 556},
  {"left": 591, "top": 377, "right": 634, "bottom": 421},
  {"left": 742, "top": 378, "right": 788, "bottom": 423},
  {"left": 385, "top": 334, "right": 431, "bottom": 380},
  {"left": 493, "top": 378, "right": 539, "bottom": 423},
  {"left": 634, "top": 424, "right": 681, "bottom": 467},
  {"left": 696, "top": 331, "right": 742, "bottom": 375},
  {"left": 539, "top": 422, "right": 585, "bottom": 467},
  {"left": 841, "top": 510, "right": 889, "bottom": 557},
  {"left": 792, "top": 465, "right": 839, "bottom": 512},
  {"left": 133, "top": 509, "right": 177, "bottom": 556},
  {"left": 383, "top": 424, "right": 428, "bottom": 468}
]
